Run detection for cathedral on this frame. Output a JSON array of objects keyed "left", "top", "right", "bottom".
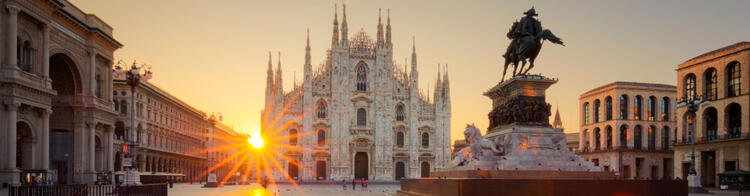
[{"left": 261, "top": 5, "right": 451, "bottom": 181}]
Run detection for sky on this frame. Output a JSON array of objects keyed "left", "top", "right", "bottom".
[{"left": 69, "top": 0, "right": 750, "bottom": 142}]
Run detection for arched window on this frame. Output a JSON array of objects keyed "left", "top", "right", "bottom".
[
  {"left": 317, "top": 130, "right": 326, "bottom": 146},
  {"left": 317, "top": 101, "right": 327, "bottom": 119},
  {"left": 684, "top": 74, "right": 696, "bottom": 100},
  {"left": 20, "top": 41, "right": 32, "bottom": 72},
  {"left": 396, "top": 132, "right": 405, "bottom": 148},
  {"left": 95, "top": 74, "right": 103, "bottom": 98},
  {"left": 289, "top": 129, "right": 298, "bottom": 145},
  {"left": 357, "top": 108, "right": 367, "bottom": 126},
  {"left": 594, "top": 100, "right": 601, "bottom": 123},
  {"left": 619, "top": 95, "right": 628, "bottom": 120},
  {"left": 594, "top": 128, "right": 601, "bottom": 150},
  {"left": 648, "top": 126, "right": 656, "bottom": 150},
  {"left": 605, "top": 96, "right": 613, "bottom": 121},
  {"left": 703, "top": 107, "right": 717, "bottom": 141},
  {"left": 606, "top": 126, "right": 612, "bottom": 149},
  {"left": 662, "top": 126, "right": 670, "bottom": 150},
  {"left": 727, "top": 62, "right": 741, "bottom": 97},
  {"left": 648, "top": 96, "right": 656, "bottom": 121},
  {"left": 396, "top": 104, "right": 405, "bottom": 121},
  {"left": 726, "top": 103, "right": 742, "bottom": 138},
  {"left": 114, "top": 99, "right": 120, "bottom": 111},
  {"left": 619, "top": 125, "right": 628, "bottom": 148},
  {"left": 120, "top": 100, "right": 127, "bottom": 115},
  {"left": 421, "top": 132, "right": 429, "bottom": 147},
  {"left": 356, "top": 63, "right": 368, "bottom": 91},
  {"left": 704, "top": 68, "right": 717, "bottom": 100},
  {"left": 661, "top": 97, "right": 670, "bottom": 121},
  {"left": 582, "top": 129, "right": 590, "bottom": 149},
  {"left": 634, "top": 96, "right": 642, "bottom": 120},
  {"left": 634, "top": 125, "right": 642, "bottom": 149},
  {"left": 583, "top": 102, "right": 590, "bottom": 124}
]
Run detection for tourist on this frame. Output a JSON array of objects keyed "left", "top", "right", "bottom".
[
  {"left": 342, "top": 178, "right": 347, "bottom": 190},
  {"left": 352, "top": 178, "right": 356, "bottom": 190},
  {"left": 363, "top": 178, "right": 367, "bottom": 191}
]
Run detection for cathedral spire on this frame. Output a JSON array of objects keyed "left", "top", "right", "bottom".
[
  {"left": 341, "top": 3, "right": 348, "bottom": 47},
  {"left": 553, "top": 105, "right": 563, "bottom": 130},
  {"left": 377, "top": 8, "right": 384, "bottom": 48},
  {"left": 411, "top": 36, "right": 418, "bottom": 73},
  {"left": 443, "top": 64, "right": 450, "bottom": 101},
  {"left": 305, "top": 28, "right": 311, "bottom": 66},
  {"left": 266, "top": 51, "right": 274, "bottom": 105},
  {"left": 275, "top": 51, "right": 283, "bottom": 92},
  {"left": 386, "top": 8, "right": 392, "bottom": 48},
  {"left": 332, "top": 4, "right": 339, "bottom": 48}
]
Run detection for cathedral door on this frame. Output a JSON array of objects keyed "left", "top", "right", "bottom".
[
  {"left": 354, "top": 152, "right": 368, "bottom": 179},
  {"left": 316, "top": 161, "right": 326, "bottom": 180},
  {"left": 395, "top": 162, "right": 405, "bottom": 180},
  {"left": 288, "top": 162, "right": 299, "bottom": 180},
  {"left": 421, "top": 162, "right": 430, "bottom": 177}
]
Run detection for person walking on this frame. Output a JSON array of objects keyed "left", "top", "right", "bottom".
[
  {"left": 362, "top": 178, "right": 368, "bottom": 191},
  {"left": 341, "top": 178, "right": 347, "bottom": 190},
  {"left": 352, "top": 178, "right": 356, "bottom": 190}
]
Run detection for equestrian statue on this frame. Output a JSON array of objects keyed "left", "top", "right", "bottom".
[{"left": 501, "top": 7, "right": 565, "bottom": 82}]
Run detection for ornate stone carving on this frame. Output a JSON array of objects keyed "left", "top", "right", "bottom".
[
  {"left": 488, "top": 96, "right": 551, "bottom": 129},
  {"left": 453, "top": 125, "right": 503, "bottom": 169}
]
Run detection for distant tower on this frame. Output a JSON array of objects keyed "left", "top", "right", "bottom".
[{"left": 553, "top": 105, "right": 563, "bottom": 130}]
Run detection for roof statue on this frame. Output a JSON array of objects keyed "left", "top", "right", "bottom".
[{"left": 501, "top": 7, "right": 565, "bottom": 82}]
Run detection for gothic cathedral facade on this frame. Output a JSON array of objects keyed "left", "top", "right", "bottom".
[{"left": 261, "top": 5, "right": 451, "bottom": 181}]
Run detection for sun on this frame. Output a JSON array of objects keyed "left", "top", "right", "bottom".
[{"left": 248, "top": 135, "right": 264, "bottom": 149}]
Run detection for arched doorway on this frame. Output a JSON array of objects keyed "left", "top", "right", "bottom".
[
  {"left": 316, "top": 161, "right": 326, "bottom": 180},
  {"left": 95, "top": 136, "right": 104, "bottom": 171},
  {"left": 354, "top": 152, "right": 368, "bottom": 179},
  {"left": 49, "top": 53, "right": 80, "bottom": 184},
  {"left": 395, "top": 162, "right": 405, "bottom": 180},
  {"left": 16, "top": 122, "right": 34, "bottom": 169},
  {"left": 420, "top": 162, "right": 430, "bottom": 177},
  {"left": 288, "top": 162, "right": 299, "bottom": 180}
]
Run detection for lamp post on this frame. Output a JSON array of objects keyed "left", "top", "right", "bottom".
[
  {"left": 677, "top": 95, "right": 708, "bottom": 193},
  {"left": 113, "top": 60, "right": 152, "bottom": 185}
]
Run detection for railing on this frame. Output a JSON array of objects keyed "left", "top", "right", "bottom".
[
  {"left": 674, "top": 132, "right": 750, "bottom": 145},
  {"left": 9, "top": 184, "right": 114, "bottom": 196},
  {"left": 576, "top": 146, "right": 673, "bottom": 154},
  {"left": 7, "top": 183, "right": 167, "bottom": 196}
]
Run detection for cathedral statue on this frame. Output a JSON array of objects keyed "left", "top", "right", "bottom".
[
  {"left": 501, "top": 7, "right": 565, "bottom": 82},
  {"left": 453, "top": 125, "right": 504, "bottom": 168}
]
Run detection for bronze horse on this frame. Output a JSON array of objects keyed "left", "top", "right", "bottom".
[{"left": 501, "top": 21, "right": 564, "bottom": 82}]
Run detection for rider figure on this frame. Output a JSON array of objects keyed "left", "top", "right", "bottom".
[{"left": 519, "top": 7, "right": 542, "bottom": 38}]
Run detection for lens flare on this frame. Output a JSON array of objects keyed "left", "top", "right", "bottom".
[
  {"left": 183, "top": 82, "right": 323, "bottom": 195},
  {"left": 248, "top": 135, "right": 264, "bottom": 149}
]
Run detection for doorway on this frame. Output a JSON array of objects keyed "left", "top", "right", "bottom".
[
  {"left": 316, "top": 161, "right": 326, "bottom": 180},
  {"left": 288, "top": 162, "right": 299, "bottom": 180},
  {"left": 354, "top": 152, "right": 368, "bottom": 179},
  {"left": 395, "top": 162, "right": 405, "bottom": 180},
  {"left": 701, "top": 151, "right": 716, "bottom": 187},
  {"left": 420, "top": 162, "right": 430, "bottom": 177}
]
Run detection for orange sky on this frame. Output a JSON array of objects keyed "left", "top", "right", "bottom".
[{"left": 70, "top": 0, "right": 750, "bottom": 142}]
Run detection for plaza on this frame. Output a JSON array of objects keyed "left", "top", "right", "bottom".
[{"left": 168, "top": 183, "right": 400, "bottom": 196}]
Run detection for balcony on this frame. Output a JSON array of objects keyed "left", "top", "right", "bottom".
[
  {"left": 674, "top": 132, "right": 750, "bottom": 146},
  {"left": 576, "top": 146, "right": 672, "bottom": 154}
]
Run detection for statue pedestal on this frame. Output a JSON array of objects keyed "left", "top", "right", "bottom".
[{"left": 484, "top": 75, "right": 600, "bottom": 172}]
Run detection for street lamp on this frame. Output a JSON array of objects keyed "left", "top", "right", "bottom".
[
  {"left": 676, "top": 94, "right": 708, "bottom": 193},
  {"left": 113, "top": 60, "right": 152, "bottom": 185}
]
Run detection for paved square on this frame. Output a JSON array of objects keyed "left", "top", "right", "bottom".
[{"left": 168, "top": 183, "right": 400, "bottom": 196}]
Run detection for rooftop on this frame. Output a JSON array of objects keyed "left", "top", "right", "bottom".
[
  {"left": 582, "top": 81, "right": 676, "bottom": 96},
  {"left": 679, "top": 41, "right": 750, "bottom": 68}
]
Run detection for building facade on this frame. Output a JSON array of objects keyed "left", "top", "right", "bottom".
[
  {"left": 112, "top": 80, "right": 211, "bottom": 183},
  {"left": 578, "top": 82, "right": 676, "bottom": 180},
  {"left": 0, "top": 0, "right": 122, "bottom": 185},
  {"left": 261, "top": 5, "right": 451, "bottom": 182},
  {"left": 674, "top": 42, "right": 750, "bottom": 187},
  {"left": 207, "top": 115, "right": 243, "bottom": 184}
]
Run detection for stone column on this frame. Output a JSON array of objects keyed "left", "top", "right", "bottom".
[
  {"left": 41, "top": 109, "right": 50, "bottom": 170},
  {"left": 6, "top": 103, "right": 19, "bottom": 169},
  {"left": 42, "top": 25, "right": 50, "bottom": 80},
  {"left": 107, "top": 126, "right": 114, "bottom": 171},
  {"left": 89, "top": 124, "right": 96, "bottom": 174},
  {"left": 89, "top": 51, "right": 97, "bottom": 95},
  {"left": 7, "top": 5, "right": 19, "bottom": 67}
]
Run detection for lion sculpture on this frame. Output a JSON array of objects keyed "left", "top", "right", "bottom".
[{"left": 453, "top": 124, "right": 504, "bottom": 167}]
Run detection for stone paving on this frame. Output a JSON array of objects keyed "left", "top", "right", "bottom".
[{"left": 168, "top": 183, "right": 400, "bottom": 196}]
